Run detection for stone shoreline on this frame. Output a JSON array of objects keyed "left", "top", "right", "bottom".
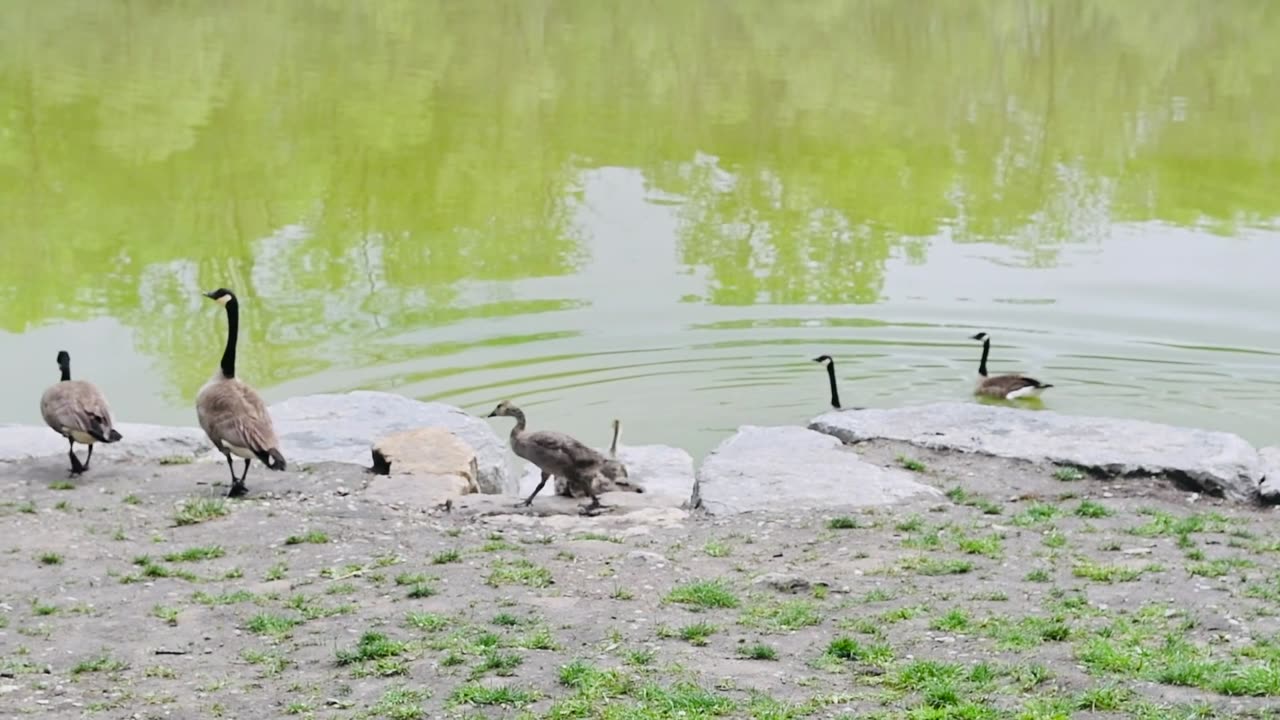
[{"left": 2, "top": 391, "right": 1276, "bottom": 511}]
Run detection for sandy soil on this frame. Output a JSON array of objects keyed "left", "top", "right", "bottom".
[{"left": 1, "top": 444, "right": 1279, "bottom": 719}]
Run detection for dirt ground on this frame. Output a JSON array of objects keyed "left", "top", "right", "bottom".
[{"left": 2, "top": 442, "right": 1279, "bottom": 720}]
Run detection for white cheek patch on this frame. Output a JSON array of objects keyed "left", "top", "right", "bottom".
[{"left": 216, "top": 295, "right": 232, "bottom": 306}]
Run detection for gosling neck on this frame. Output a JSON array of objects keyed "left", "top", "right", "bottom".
[{"left": 506, "top": 406, "right": 527, "bottom": 437}]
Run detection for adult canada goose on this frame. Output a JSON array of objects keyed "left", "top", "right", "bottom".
[
  {"left": 196, "top": 288, "right": 287, "bottom": 497},
  {"left": 485, "top": 400, "right": 611, "bottom": 515},
  {"left": 556, "top": 418, "right": 642, "bottom": 498},
  {"left": 970, "top": 332, "right": 1053, "bottom": 399},
  {"left": 812, "top": 355, "right": 864, "bottom": 411},
  {"left": 40, "top": 350, "right": 123, "bottom": 475}
]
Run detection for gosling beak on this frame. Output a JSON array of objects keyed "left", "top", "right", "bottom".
[{"left": 486, "top": 409, "right": 499, "bottom": 418}]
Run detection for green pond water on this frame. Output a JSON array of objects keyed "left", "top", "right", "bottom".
[{"left": 2, "top": 1, "right": 1278, "bottom": 460}]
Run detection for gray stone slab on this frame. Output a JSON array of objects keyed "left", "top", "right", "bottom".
[
  {"left": 0, "top": 423, "right": 213, "bottom": 464},
  {"left": 268, "top": 391, "right": 513, "bottom": 494},
  {"left": 810, "top": 403, "right": 1262, "bottom": 502},
  {"left": 1260, "top": 447, "right": 1280, "bottom": 502},
  {"left": 693, "top": 425, "right": 941, "bottom": 515}
]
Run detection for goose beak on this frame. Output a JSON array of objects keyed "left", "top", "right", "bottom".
[
  {"left": 203, "top": 291, "right": 217, "bottom": 299},
  {"left": 486, "top": 408, "right": 499, "bottom": 417}
]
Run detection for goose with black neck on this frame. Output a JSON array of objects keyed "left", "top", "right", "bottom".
[{"left": 196, "top": 288, "right": 287, "bottom": 497}]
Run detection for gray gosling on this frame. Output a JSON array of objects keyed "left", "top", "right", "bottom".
[
  {"left": 485, "top": 400, "right": 612, "bottom": 515},
  {"left": 40, "top": 350, "right": 123, "bottom": 475},
  {"left": 556, "top": 418, "right": 643, "bottom": 498},
  {"left": 970, "top": 332, "right": 1053, "bottom": 399},
  {"left": 196, "top": 288, "right": 286, "bottom": 497}
]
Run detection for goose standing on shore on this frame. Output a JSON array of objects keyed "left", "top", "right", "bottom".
[
  {"left": 40, "top": 350, "right": 123, "bottom": 475},
  {"left": 812, "top": 355, "right": 864, "bottom": 411},
  {"left": 486, "top": 400, "right": 610, "bottom": 515},
  {"left": 196, "top": 288, "right": 286, "bottom": 497},
  {"left": 970, "top": 332, "right": 1053, "bottom": 399}
]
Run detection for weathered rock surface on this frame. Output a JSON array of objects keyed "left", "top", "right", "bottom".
[
  {"left": 517, "top": 443, "right": 696, "bottom": 506},
  {"left": 268, "top": 391, "right": 513, "bottom": 494},
  {"left": 1260, "top": 447, "right": 1280, "bottom": 501},
  {"left": 365, "top": 428, "right": 480, "bottom": 508},
  {"left": 810, "top": 403, "right": 1262, "bottom": 502},
  {"left": 693, "top": 426, "right": 941, "bottom": 515},
  {"left": 0, "top": 423, "right": 213, "bottom": 464}
]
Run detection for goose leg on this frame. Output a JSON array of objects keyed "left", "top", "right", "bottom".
[
  {"left": 228, "top": 459, "right": 251, "bottom": 498},
  {"left": 578, "top": 479, "right": 608, "bottom": 517},
  {"left": 67, "top": 439, "right": 85, "bottom": 475},
  {"left": 83, "top": 444, "right": 94, "bottom": 471},
  {"left": 519, "top": 471, "right": 550, "bottom": 507}
]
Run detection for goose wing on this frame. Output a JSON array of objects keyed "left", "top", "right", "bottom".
[
  {"left": 522, "top": 429, "right": 605, "bottom": 469},
  {"left": 198, "top": 380, "right": 281, "bottom": 456},
  {"left": 41, "top": 381, "right": 119, "bottom": 441},
  {"left": 982, "top": 374, "right": 1050, "bottom": 395}
]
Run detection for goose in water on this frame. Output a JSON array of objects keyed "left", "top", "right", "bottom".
[
  {"left": 486, "top": 401, "right": 612, "bottom": 515},
  {"left": 970, "top": 332, "right": 1053, "bottom": 399},
  {"left": 812, "top": 355, "right": 864, "bottom": 410},
  {"left": 196, "top": 288, "right": 287, "bottom": 497},
  {"left": 40, "top": 350, "right": 123, "bottom": 475}
]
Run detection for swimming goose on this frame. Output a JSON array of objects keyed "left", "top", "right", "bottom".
[
  {"left": 812, "top": 355, "right": 865, "bottom": 411},
  {"left": 970, "top": 332, "right": 1053, "bottom": 399},
  {"left": 40, "top": 350, "right": 123, "bottom": 475},
  {"left": 486, "top": 400, "right": 610, "bottom": 515},
  {"left": 196, "top": 288, "right": 286, "bottom": 497}
]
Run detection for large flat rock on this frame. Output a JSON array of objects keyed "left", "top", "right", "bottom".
[
  {"left": 693, "top": 426, "right": 941, "bottom": 515},
  {"left": 1, "top": 392, "right": 514, "bottom": 496},
  {"left": 268, "top": 391, "right": 513, "bottom": 494},
  {"left": 0, "top": 423, "right": 212, "bottom": 464},
  {"left": 810, "top": 403, "right": 1262, "bottom": 502},
  {"left": 1260, "top": 447, "right": 1280, "bottom": 502}
]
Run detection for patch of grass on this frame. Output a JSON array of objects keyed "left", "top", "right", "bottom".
[
  {"left": 903, "top": 556, "right": 974, "bottom": 576},
  {"left": 38, "top": 552, "right": 63, "bottom": 566},
  {"left": 431, "top": 549, "right": 461, "bottom": 565},
  {"left": 979, "top": 614, "right": 1071, "bottom": 649},
  {"left": 151, "top": 605, "right": 179, "bottom": 626},
  {"left": 405, "top": 612, "right": 451, "bottom": 632},
  {"left": 71, "top": 654, "right": 127, "bottom": 676},
  {"left": 944, "top": 487, "right": 1003, "bottom": 514},
  {"left": 471, "top": 649, "right": 524, "bottom": 678},
  {"left": 703, "top": 540, "right": 732, "bottom": 557},
  {"left": 158, "top": 455, "right": 193, "bottom": 465},
  {"left": 1072, "top": 559, "right": 1148, "bottom": 583},
  {"left": 930, "top": 608, "right": 971, "bottom": 632},
  {"left": 1012, "top": 503, "right": 1063, "bottom": 527},
  {"left": 284, "top": 531, "right": 329, "bottom": 545},
  {"left": 1187, "top": 557, "right": 1253, "bottom": 578},
  {"left": 371, "top": 687, "right": 430, "bottom": 720},
  {"left": 241, "top": 648, "right": 290, "bottom": 677},
  {"left": 264, "top": 563, "right": 287, "bottom": 581},
  {"left": 163, "top": 545, "right": 225, "bottom": 562},
  {"left": 825, "top": 636, "right": 893, "bottom": 664},
  {"left": 1054, "top": 466, "right": 1086, "bottom": 482},
  {"left": 955, "top": 531, "right": 1004, "bottom": 558},
  {"left": 897, "top": 455, "right": 927, "bottom": 472},
  {"left": 406, "top": 583, "right": 436, "bottom": 599},
  {"left": 448, "top": 683, "right": 538, "bottom": 708},
  {"left": 1128, "top": 510, "right": 1227, "bottom": 538},
  {"left": 48, "top": 481, "right": 75, "bottom": 491},
  {"left": 740, "top": 599, "right": 821, "bottom": 632},
  {"left": 664, "top": 579, "right": 740, "bottom": 609},
  {"left": 1024, "top": 568, "right": 1052, "bottom": 582},
  {"left": 486, "top": 559, "right": 552, "bottom": 588},
  {"left": 827, "top": 515, "right": 862, "bottom": 530},
  {"left": 336, "top": 632, "right": 407, "bottom": 666},
  {"left": 192, "top": 590, "right": 255, "bottom": 606},
  {"left": 1075, "top": 500, "right": 1112, "bottom": 518},
  {"left": 739, "top": 643, "right": 777, "bottom": 660},
  {"left": 678, "top": 622, "right": 717, "bottom": 646},
  {"left": 173, "top": 497, "right": 228, "bottom": 526},
  {"left": 245, "top": 613, "right": 301, "bottom": 637}
]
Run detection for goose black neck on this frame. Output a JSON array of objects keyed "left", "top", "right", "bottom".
[
  {"left": 221, "top": 297, "right": 239, "bottom": 379},
  {"left": 978, "top": 338, "right": 990, "bottom": 378},
  {"left": 59, "top": 361, "right": 71, "bottom": 382},
  {"left": 825, "top": 361, "right": 841, "bottom": 409}
]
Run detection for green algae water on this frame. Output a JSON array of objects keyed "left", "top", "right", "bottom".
[{"left": 1, "top": 1, "right": 1278, "bottom": 459}]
